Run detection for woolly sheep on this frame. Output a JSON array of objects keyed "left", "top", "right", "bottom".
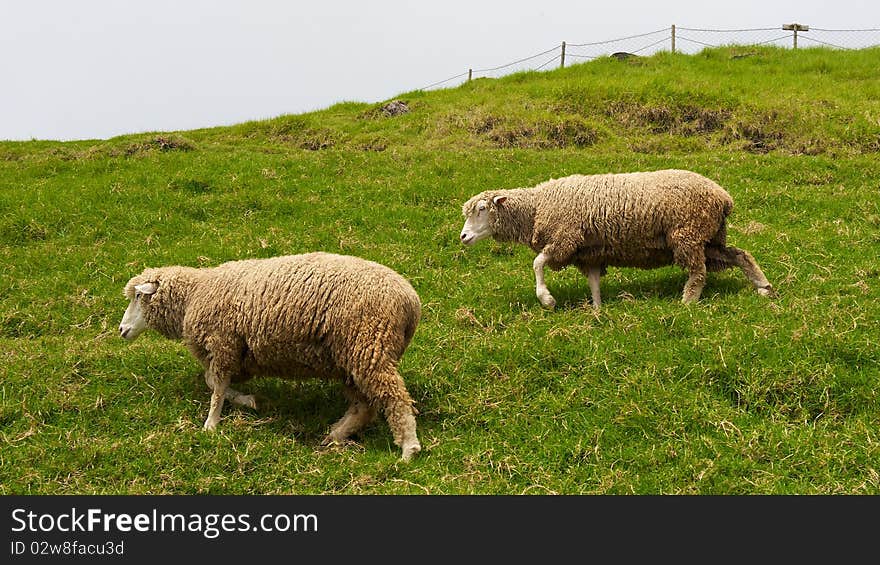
[
  {"left": 118, "top": 252, "right": 422, "bottom": 461},
  {"left": 460, "top": 169, "right": 773, "bottom": 309}
]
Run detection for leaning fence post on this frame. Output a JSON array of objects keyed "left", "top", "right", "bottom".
[
  {"left": 671, "top": 24, "right": 676, "bottom": 53},
  {"left": 560, "top": 41, "right": 566, "bottom": 68},
  {"left": 468, "top": 68, "right": 473, "bottom": 82}
]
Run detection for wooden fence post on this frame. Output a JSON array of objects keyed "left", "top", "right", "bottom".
[
  {"left": 671, "top": 24, "right": 676, "bottom": 53},
  {"left": 783, "top": 23, "right": 809, "bottom": 49},
  {"left": 561, "top": 41, "right": 566, "bottom": 68},
  {"left": 468, "top": 68, "right": 473, "bottom": 82}
]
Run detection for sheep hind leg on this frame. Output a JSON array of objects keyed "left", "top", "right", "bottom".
[
  {"left": 727, "top": 246, "right": 774, "bottom": 297},
  {"left": 204, "top": 368, "right": 256, "bottom": 409},
  {"left": 357, "top": 366, "right": 421, "bottom": 461},
  {"left": 706, "top": 246, "right": 774, "bottom": 297},
  {"left": 671, "top": 240, "right": 707, "bottom": 304},
  {"left": 587, "top": 267, "right": 602, "bottom": 310},
  {"left": 323, "top": 385, "right": 377, "bottom": 446},
  {"left": 576, "top": 265, "right": 602, "bottom": 310},
  {"left": 225, "top": 390, "right": 256, "bottom": 410}
]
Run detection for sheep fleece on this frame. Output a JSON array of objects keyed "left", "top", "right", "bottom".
[
  {"left": 464, "top": 169, "right": 738, "bottom": 271},
  {"left": 124, "top": 252, "right": 421, "bottom": 448}
]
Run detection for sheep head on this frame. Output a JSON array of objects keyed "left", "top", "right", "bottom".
[
  {"left": 460, "top": 192, "right": 507, "bottom": 245},
  {"left": 119, "top": 278, "right": 159, "bottom": 341}
]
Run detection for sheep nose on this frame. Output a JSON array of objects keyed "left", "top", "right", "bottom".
[
  {"left": 119, "top": 326, "right": 129, "bottom": 338},
  {"left": 460, "top": 233, "right": 467, "bottom": 240}
]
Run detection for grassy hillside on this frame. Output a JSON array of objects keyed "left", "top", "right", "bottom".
[{"left": 1, "top": 46, "right": 878, "bottom": 494}]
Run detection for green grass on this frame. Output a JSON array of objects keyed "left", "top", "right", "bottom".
[{"left": 1, "top": 46, "right": 879, "bottom": 494}]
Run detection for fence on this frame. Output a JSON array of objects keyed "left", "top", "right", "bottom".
[{"left": 420, "top": 24, "right": 880, "bottom": 90}]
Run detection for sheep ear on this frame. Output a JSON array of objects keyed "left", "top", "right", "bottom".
[
  {"left": 493, "top": 195, "right": 507, "bottom": 206},
  {"left": 135, "top": 282, "right": 158, "bottom": 295}
]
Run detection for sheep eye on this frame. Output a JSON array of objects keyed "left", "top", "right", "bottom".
[{"left": 135, "top": 292, "right": 142, "bottom": 300}]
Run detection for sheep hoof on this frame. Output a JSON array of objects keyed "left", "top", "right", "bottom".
[
  {"left": 320, "top": 435, "right": 340, "bottom": 447},
  {"left": 757, "top": 285, "right": 775, "bottom": 298},
  {"left": 239, "top": 394, "right": 257, "bottom": 410},
  {"left": 202, "top": 420, "right": 218, "bottom": 432},
  {"left": 400, "top": 442, "right": 421, "bottom": 462},
  {"left": 538, "top": 294, "right": 556, "bottom": 309}
]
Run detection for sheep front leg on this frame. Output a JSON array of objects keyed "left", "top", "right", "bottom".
[
  {"left": 202, "top": 341, "right": 241, "bottom": 431},
  {"left": 533, "top": 252, "right": 556, "bottom": 309},
  {"left": 323, "top": 385, "right": 377, "bottom": 446},
  {"left": 204, "top": 373, "right": 230, "bottom": 431}
]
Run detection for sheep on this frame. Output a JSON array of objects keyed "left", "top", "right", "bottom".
[
  {"left": 118, "top": 252, "right": 422, "bottom": 461},
  {"left": 459, "top": 169, "right": 773, "bottom": 309}
]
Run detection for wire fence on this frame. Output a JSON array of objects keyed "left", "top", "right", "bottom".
[{"left": 420, "top": 24, "right": 880, "bottom": 91}]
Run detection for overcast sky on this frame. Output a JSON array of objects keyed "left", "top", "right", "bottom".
[{"left": 2, "top": 0, "right": 878, "bottom": 141}]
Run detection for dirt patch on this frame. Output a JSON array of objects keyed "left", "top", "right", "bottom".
[
  {"left": 466, "top": 114, "right": 503, "bottom": 135},
  {"left": 722, "top": 112, "right": 786, "bottom": 154},
  {"left": 297, "top": 132, "right": 335, "bottom": 151},
  {"left": 461, "top": 111, "right": 599, "bottom": 149},
  {"left": 119, "top": 135, "right": 196, "bottom": 156},
  {"left": 243, "top": 116, "right": 335, "bottom": 149},
  {"left": 152, "top": 136, "right": 195, "bottom": 151},
  {"left": 269, "top": 130, "right": 336, "bottom": 150},
  {"left": 0, "top": 149, "right": 23, "bottom": 161},
  {"left": 788, "top": 138, "right": 828, "bottom": 156},
  {"left": 546, "top": 117, "right": 600, "bottom": 148},
  {"left": 487, "top": 123, "right": 538, "bottom": 148},
  {"left": 355, "top": 136, "right": 389, "bottom": 152},
  {"left": 257, "top": 118, "right": 337, "bottom": 150},
  {"left": 606, "top": 100, "right": 730, "bottom": 136},
  {"left": 680, "top": 106, "right": 729, "bottom": 134}
]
